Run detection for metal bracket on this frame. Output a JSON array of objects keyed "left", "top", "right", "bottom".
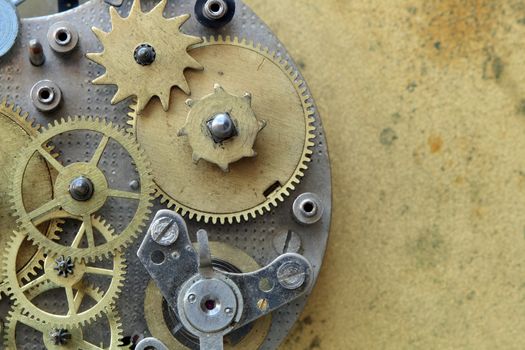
[{"left": 137, "top": 210, "right": 313, "bottom": 349}]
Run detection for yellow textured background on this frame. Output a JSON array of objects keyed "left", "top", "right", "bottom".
[{"left": 244, "top": 0, "right": 525, "bottom": 349}]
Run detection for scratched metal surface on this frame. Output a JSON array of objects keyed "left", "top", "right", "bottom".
[
  {"left": 242, "top": 0, "right": 525, "bottom": 349},
  {"left": 0, "top": 0, "right": 331, "bottom": 349}
]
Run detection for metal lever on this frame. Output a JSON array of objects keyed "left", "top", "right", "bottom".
[{"left": 137, "top": 210, "right": 314, "bottom": 350}]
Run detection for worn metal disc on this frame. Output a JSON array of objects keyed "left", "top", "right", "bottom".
[{"left": 0, "top": 0, "right": 18, "bottom": 57}]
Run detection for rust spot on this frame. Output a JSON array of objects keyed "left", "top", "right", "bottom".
[
  {"left": 428, "top": 135, "right": 443, "bottom": 154},
  {"left": 416, "top": 0, "right": 499, "bottom": 63}
]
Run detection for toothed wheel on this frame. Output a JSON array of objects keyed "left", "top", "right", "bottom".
[
  {"left": 128, "top": 36, "right": 316, "bottom": 224},
  {"left": 3, "top": 282, "right": 124, "bottom": 349},
  {"left": 2, "top": 220, "right": 126, "bottom": 329},
  {"left": 87, "top": 0, "right": 203, "bottom": 113},
  {"left": 0, "top": 99, "right": 57, "bottom": 295},
  {"left": 9, "top": 117, "right": 154, "bottom": 262}
]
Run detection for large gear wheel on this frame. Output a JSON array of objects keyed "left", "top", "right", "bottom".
[
  {"left": 128, "top": 36, "right": 316, "bottom": 224},
  {"left": 144, "top": 241, "right": 271, "bottom": 349},
  {"left": 2, "top": 218, "right": 126, "bottom": 329},
  {"left": 0, "top": 99, "right": 55, "bottom": 289},
  {"left": 10, "top": 117, "right": 154, "bottom": 262},
  {"left": 86, "top": 0, "right": 203, "bottom": 113},
  {"left": 4, "top": 283, "right": 124, "bottom": 349}
]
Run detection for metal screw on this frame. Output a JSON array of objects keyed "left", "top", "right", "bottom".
[
  {"left": 54, "top": 256, "right": 74, "bottom": 277},
  {"left": 207, "top": 112, "right": 237, "bottom": 142},
  {"left": 129, "top": 179, "right": 140, "bottom": 190},
  {"left": 50, "top": 328, "right": 72, "bottom": 345},
  {"left": 28, "top": 39, "right": 45, "bottom": 66},
  {"left": 277, "top": 262, "right": 306, "bottom": 290},
  {"left": 134, "top": 44, "right": 156, "bottom": 66},
  {"left": 224, "top": 307, "right": 233, "bottom": 314},
  {"left": 188, "top": 294, "right": 196, "bottom": 303},
  {"left": 150, "top": 217, "right": 179, "bottom": 246},
  {"left": 69, "top": 176, "right": 95, "bottom": 202},
  {"left": 203, "top": 0, "right": 228, "bottom": 20}
]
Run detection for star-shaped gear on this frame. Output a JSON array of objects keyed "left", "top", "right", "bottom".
[{"left": 87, "top": 0, "right": 203, "bottom": 113}]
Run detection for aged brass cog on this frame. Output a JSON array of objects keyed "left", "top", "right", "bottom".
[
  {"left": 2, "top": 218, "right": 126, "bottom": 329},
  {"left": 128, "top": 36, "right": 316, "bottom": 224},
  {"left": 179, "top": 83, "right": 267, "bottom": 171},
  {"left": 0, "top": 98, "right": 55, "bottom": 291},
  {"left": 86, "top": 0, "right": 203, "bottom": 113},
  {"left": 144, "top": 241, "right": 271, "bottom": 349},
  {"left": 3, "top": 282, "right": 124, "bottom": 349},
  {"left": 9, "top": 116, "right": 154, "bottom": 262}
]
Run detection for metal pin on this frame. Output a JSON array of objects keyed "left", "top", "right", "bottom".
[{"left": 28, "top": 39, "right": 45, "bottom": 66}]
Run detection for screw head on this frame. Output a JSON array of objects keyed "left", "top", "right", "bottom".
[
  {"left": 129, "top": 179, "right": 140, "bottom": 190},
  {"left": 188, "top": 294, "right": 197, "bottom": 303},
  {"left": 150, "top": 217, "right": 179, "bottom": 246},
  {"left": 69, "top": 176, "right": 95, "bottom": 202},
  {"left": 277, "top": 262, "right": 307, "bottom": 290},
  {"left": 207, "top": 112, "right": 237, "bottom": 142},
  {"left": 224, "top": 307, "right": 233, "bottom": 314},
  {"left": 134, "top": 44, "right": 156, "bottom": 66}
]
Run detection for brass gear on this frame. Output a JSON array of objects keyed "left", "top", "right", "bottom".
[
  {"left": 86, "top": 0, "right": 203, "bottom": 113},
  {"left": 10, "top": 116, "right": 154, "bottom": 262},
  {"left": 179, "top": 83, "right": 267, "bottom": 171},
  {"left": 3, "top": 215, "right": 126, "bottom": 328},
  {"left": 128, "top": 36, "right": 316, "bottom": 224},
  {"left": 144, "top": 241, "right": 271, "bottom": 349},
  {"left": 3, "top": 283, "right": 124, "bottom": 349},
  {"left": 0, "top": 98, "right": 55, "bottom": 289}
]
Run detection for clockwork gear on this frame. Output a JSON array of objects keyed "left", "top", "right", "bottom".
[
  {"left": 179, "top": 83, "right": 267, "bottom": 171},
  {"left": 87, "top": 0, "right": 203, "bottom": 113},
  {"left": 128, "top": 36, "right": 316, "bottom": 224},
  {"left": 10, "top": 117, "right": 154, "bottom": 262},
  {"left": 0, "top": 99, "right": 55, "bottom": 287},
  {"left": 2, "top": 218, "right": 126, "bottom": 329},
  {"left": 4, "top": 283, "right": 124, "bottom": 349}
]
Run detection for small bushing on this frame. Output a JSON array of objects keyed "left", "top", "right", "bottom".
[{"left": 195, "top": 0, "right": 236, "bottom": 29}]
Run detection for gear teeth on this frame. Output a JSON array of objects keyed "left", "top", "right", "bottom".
[
  {"left": 127, "top": 36, "right": 317, "bottom": 224},
  {"left": 9, "top": 117, "right": 154, "bottom": 263}
]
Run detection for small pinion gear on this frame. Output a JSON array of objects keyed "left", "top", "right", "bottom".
[{"left": 87, "top": 0, "right": 203, "bottom": 113}]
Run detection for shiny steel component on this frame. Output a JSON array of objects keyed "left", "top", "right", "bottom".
[
  {"left": 0, "top": 0, "right": 18, "bottom": 57},
  {"left": 47, "top": 21, "right": 79, "bottom": 53},
  {"left": 68, "top": 176, "right": 95, "bottom": 201},
  {"left": 136, "top": 337, "right": 169, "bottom": 350},
  {"left": 28, "top": 39, "right": 45, "bottom": 66},
  {"left": 203, "top": 0, "right": 228, "bottom": 20},
  {"left": 30, "top": 79, "right": 62, "bottom": 112},
  {"left": 150, "top": 215, "right": 179, "bottom": 246},
  {"left": 195, "top": 0, "right": 235, "bottom": 28},
  {"left": 207, "top": 112, "right": 236, "bottom": 142},
  {"left": 292, "top": 192, "right": 325, "bottom": 225},
  {"left": 138, "top": 210, "right": 313, "bottom": 349}
]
